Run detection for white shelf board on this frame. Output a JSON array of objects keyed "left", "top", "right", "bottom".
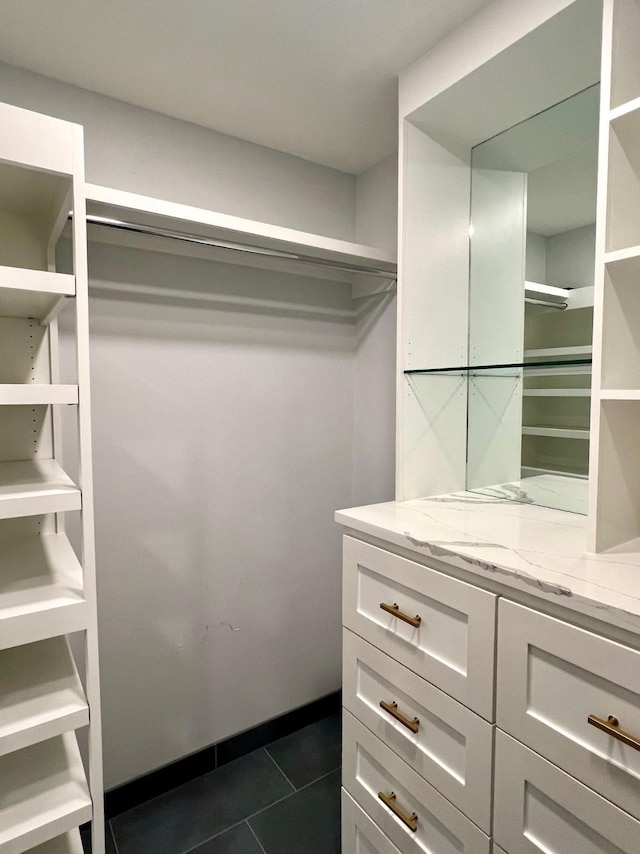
[
  {"left": 600, "top": 389, "right": 640, "bottom": 400},
  {"left": 522, "top": 426, "right": 590, "bottom": 440},
  {"left": 0, "top": 532, "right": 87, "bottom": 650},
  {"left": 84, "top": 183, "right": 397, "bottom": 274},
  {"left": 0, "top": 266, "right": 74, "bottom": 323},
  {"left": 610, "top": 95, "right": 640, "bottom": 123},
  {"left": 0, "top": 637, "right": 88, "bottom": 757},
  {"left": 523, "top": 388, "right": 590, "bottom": 397},
  {"left": 566, "top": 286, "right": 594, "bottom": 310},
  {"left": 27, "top": 831, "right": 84, "bottom": 854},
  {"left": 0, "top": 732, "right": 91, "bottom": 854},
  {"left": 524, "top": 345, "right": 592, "bottom": 359},
  {"left": 0, "top": 385, "right": 78, "bottom": 406},
  {"left": 0, "top": 459, "right": 80, "bottom": 520}
]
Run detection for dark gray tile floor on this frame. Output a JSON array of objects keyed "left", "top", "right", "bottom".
[{"left": 86, "top": 712, "right": 341, "bottom": 854}]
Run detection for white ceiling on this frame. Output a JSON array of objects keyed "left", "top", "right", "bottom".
[{"left": 0, "top": 0, "right": 493, "bottom": 175}]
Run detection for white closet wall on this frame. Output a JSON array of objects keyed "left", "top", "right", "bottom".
[{"left": 0, "top": 65, "right": 397, "bottom": 788}]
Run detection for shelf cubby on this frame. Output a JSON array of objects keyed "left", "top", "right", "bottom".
[
  {"left": 0, "top": 637, "right": 88, "bottom": 757},
  {"left": 610, "top": 0, "right": 640, "bottom": 110},
  {"left": 593, "top": 399, "right": 640, "bottom": 551},
  {"left": 607, "top": 102, "right": 640, "bottom": 251},
  {"left": 0, "top": 732, "right": 91, "bottom": 854},
  {"left": 0, "top": 532, "right": 87, "bottom": 650},
  {"left": 601, "top": 251, "right": 640, "bottom": 388},
  {"left": 0, "top": 459, "right": 81, "bottom": 520}
]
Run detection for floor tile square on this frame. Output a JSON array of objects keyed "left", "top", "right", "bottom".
[
  {"left": 191, "top": 822, "right": 264, "bottom": 854},
  {"left": 266, "top": 712, "right": 341, "bottom": 789},
  {"left": 111, "top": 748, "right": 293, "bottom": 854},
  {"left": 248, "top": 768, "right": 341, "bottom": 854}
]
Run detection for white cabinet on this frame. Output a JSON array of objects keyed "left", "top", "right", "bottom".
[
  {"left": 343, "top": 536, "right": 497, "bottom": 720},
  {"left": 340, "top": 531, "right": 640, "bottom": 853},
  {"left": 0, "top": 102, "right": 103, "bottom": 854},
  {"left": 493, "top": 730, "right": 640, "bottom": 854}
]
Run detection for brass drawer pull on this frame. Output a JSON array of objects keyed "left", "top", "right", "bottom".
[
  {"left": 378, "top": 791, "right": 418, "bottom": 832},
  {"left": 588, "top": 714, "right": 640, "bottom": 752},
  {"left": 380, "top": 700, "right": 420, "bottom": 733},
  {"left": 380, "top": 602, "right": 422, "bottom": 628}
]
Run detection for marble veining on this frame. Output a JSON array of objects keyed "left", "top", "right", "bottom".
[{"left": 336, "top": 489, "right": 640, "bottom": 635}]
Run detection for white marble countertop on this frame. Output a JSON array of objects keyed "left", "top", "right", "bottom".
[{"left": 335, "top": 489, "right": 640, "bottom": 636}]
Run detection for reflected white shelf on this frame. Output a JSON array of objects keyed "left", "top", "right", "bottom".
[
  {"left": 522, "top": 426, "right": 590, "bottom": 440},
  {"left": 523, "top": 388, "right": 590, "bottom": 397},
  {"left": 0, "top": 385, "right": 78, "bottom": 406},
  {"left": 0, "top": 532, "right": 87, "bottom": 651},
  {"left": 0, "top": 637, "right": 88, "bottom": 757},
  {"left": 28, "top": 831, "right": 84, "bottom": 854},
  {"left": 524, "top": 345, "right": 592, "bottom": 359},
  {"left": 0, "top": 460, "right": 81, "bottom": 520},
  {"left": 521, "top": 466, "right": 587, "bottom": 479},
  {"left": 0, "top": 732, "right": 91, "bottom": 854},
  {"left": 84, "top": 183, "right": 397, "bottom": 281}
]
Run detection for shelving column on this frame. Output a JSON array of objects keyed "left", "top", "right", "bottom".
[
  {"left": 0, "top": 102, "right": 104, "bottom": 854},
  {"left": 589, "top": 0, "right": 640, "bottom": 552}
]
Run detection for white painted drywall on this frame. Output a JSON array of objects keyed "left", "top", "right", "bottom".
[
  {"left": 59, "top": 241, "right": 354, "bottom": 789},
  {"left": 0, "top": 61, "right": 356, "bottom": 240}
]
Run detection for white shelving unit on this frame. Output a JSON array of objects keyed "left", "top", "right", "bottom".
[
  {"left": 0, "top": 103, "right": 104, "bottom": 853},
  {"left": 589, "top": 0, "right": 640, "bottom": 552}
]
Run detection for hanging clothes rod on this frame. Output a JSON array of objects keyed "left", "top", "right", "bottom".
[
  {"left": 525, "top": 297, "right": 567, "bottom": 310},
  {"left": 71, "top": 213, "right": 397, "bottom": 279}
]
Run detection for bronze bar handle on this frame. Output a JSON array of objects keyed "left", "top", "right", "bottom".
[
  {"left": 378, "top": 791, "right": 418, "bottom": 832},
  {"left": 588, "top": 714, "right": 640, "bottom": 752},
  {"left": 380, "top": 700, "right": 420, "bottom": 734},
  {"left": 380, "top": 602, "right": 422, "bottom": 628}
]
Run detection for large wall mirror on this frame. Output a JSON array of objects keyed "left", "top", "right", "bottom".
[{"left": 466, "top": 84, "right": 599, "bottom": 513}]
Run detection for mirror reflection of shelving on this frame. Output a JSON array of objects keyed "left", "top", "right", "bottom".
[{"left": 466, "top": 84, "right": 598, "bottom": 513}]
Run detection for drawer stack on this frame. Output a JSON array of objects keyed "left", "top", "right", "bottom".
[
  {"left": 494, "top": 600, "right": 640, "bottom": 853},
  {"left": 341, "top": 536, "right": 497, "bottom": 853}
]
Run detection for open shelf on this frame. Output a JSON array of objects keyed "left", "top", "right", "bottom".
[
  {"left": 84, "top": 183, "right": 397, "bottom": 282},
  {"left": 521, "top": 465, "right": 587, "bottom": 479},
  {"left": 28, "top": 831, "right": 84, "bottom": 854},
  {"left": 0, "top": 732, "right": 91, "bottom": 854},
  {"left": 607, "top": 102, "right": 640, "bottom": 252},
  {"left": 522, "top": 426, "right": 589, "bottom": 440},
  {"left": 0, "top": 266, "right": 75, "bottom": 323},
  {"left": 0, "top": 532, "right": 87, "bottom": 650},
  {"left": 0, "top": 386, "right": 78, "bottom": 406},
  {"left": 601, "top": 250, "right": 640, "bottom": 389},
  {"left": 0, "top": 460, "right": 81, "bottom": 520},
  {"left": 0, "top": 637, "right": 88, "bottom": 757}
]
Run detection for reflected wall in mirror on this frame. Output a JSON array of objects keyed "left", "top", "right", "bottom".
[{"left": 467, "top": 85, "right": 599, "bottom": 513}]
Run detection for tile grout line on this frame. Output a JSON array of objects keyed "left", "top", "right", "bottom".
[
  {"left": 180, "top": 766, "right": 342, "bottom": 854},
  {"left": 108, "top": 820, "right": 121, "bottom": 854},
  {"left": 263, "top": 746, "right": 297, "bottom": 792},
  {"left": 246, "top": 820, "right": 269, "bottom": 854}
]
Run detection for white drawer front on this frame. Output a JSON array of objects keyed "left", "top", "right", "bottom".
[
  {"left": 343, "top": 537, "right": 496, "bottom": 720},
  {"left": 343, "top": 628, "right": 493, "bottom": 832},
  {"left": 494, "top": 731, "right": 640, "bottom": 854},
  {"left": 342, "top": 788, "right": 403, "bottom": 854},
  {"left": 497, "top": 600, "right": 640, "bottom": 821},
  {"left": 343, "top": 709, "right": 490, "bottom": 854}
]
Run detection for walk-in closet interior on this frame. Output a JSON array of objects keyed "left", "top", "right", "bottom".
[{"left": 1, "top": 1, "right": 640, "bottom": 854}]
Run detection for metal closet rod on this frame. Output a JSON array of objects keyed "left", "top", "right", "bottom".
[{"left": 69, "top": 213, "right": 397, "bottom": 279}]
